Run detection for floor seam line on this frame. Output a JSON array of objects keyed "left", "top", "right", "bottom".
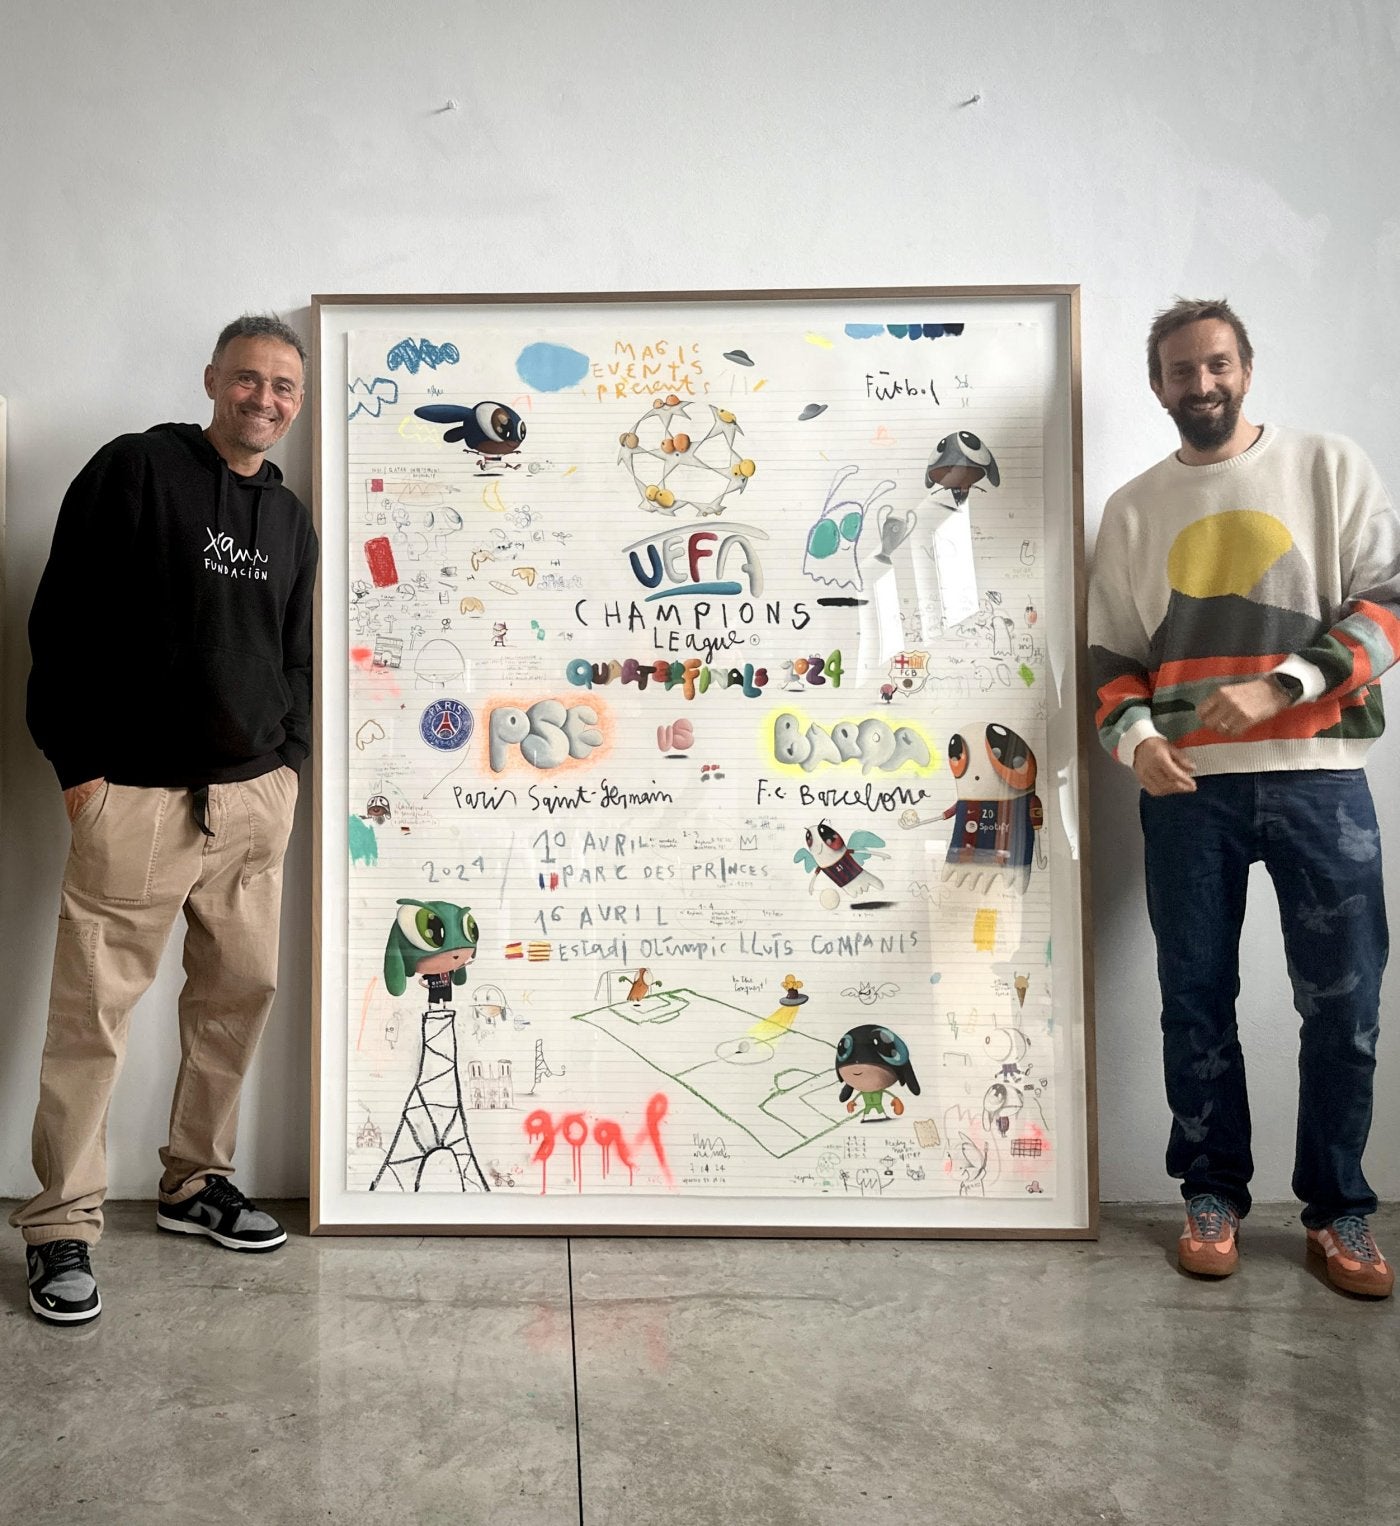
[{"left": 568, "top": 1237, "right": 584, "bottom": 1526}]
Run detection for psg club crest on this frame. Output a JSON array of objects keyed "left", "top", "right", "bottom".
[{"left": 419, "top": 699, "right": 474, "bottom": 752}]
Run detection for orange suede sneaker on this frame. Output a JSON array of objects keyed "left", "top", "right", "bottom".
[
  {"left": 1306, "top": 1218, "right": 1394, "bottom": 1298},
  {"left": 1178, "top": 1194, "right": 1240, "bottom": 1277}
]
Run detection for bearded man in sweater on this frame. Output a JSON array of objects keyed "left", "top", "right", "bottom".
[
  {"left": 14, "top": 314, "right": 319, "bottom": 1325},
  {"left": 1089, "top": 297, "right": 1398, "bottom": 1298}
]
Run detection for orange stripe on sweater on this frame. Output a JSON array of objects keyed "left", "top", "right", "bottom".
[
  {"left": 1152, "top": 653, "right": 1287, "bottom": 689},
  {"left": 1354, "top": 599, "right": 1400, "bottom": 650},
  {"left": 1176, "top": 700, "right": 1347, "bottom": 748},
  {"left": 1095, "top": 672, "right": 1152, "bottom": 727}
]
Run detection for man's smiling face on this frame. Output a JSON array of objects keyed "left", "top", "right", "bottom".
[
  {"left": 1152, "top": 317, "right": 1252, "bottom": 453},
  {"left": 205, "top": 335, "right": 304, "bottom": 462}
]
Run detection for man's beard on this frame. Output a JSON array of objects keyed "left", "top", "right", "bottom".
[
  {"left": 232, "top": 413, "right": 285, "bottom": 453},
  {"left": 1169, "top": 389, "right": 1243, "bottom": 452}
]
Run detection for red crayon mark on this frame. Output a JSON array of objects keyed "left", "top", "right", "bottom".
[
  {"left": 370, "top": 478, "right": 384, "bottom": 493},
  {"left": 364, "top": 536, "right": 399, "bottom": 588},
  {"left": 524, "top": 1109, "right": 553, "bottom": 1195},
  {"left": 593, "top": 1119, "right": 637, "bottom": 1185},
  {"left": 1012, "top": 1125, "right": 1051, "bottom": 1162},
  {"left": 522, "top": 1095, "right": 671, "bottom": 1194},
  {"left": 562, "top": 1113, "right": 589, "bottom": 1193},
  {"left": 354, "top": 976, "right": 378, "bottom": 1053},
  {"left": 350, "top": 646, "right": 373, "bottom": 669},
  {"left": 643, "top": 1093, "right": 672, "bottom": 1184}
]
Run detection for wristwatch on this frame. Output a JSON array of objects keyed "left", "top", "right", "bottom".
[{"left": 1271, "top": 672, "right": 1304, "bottom": 704}]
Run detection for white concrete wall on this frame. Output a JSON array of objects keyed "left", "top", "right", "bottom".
[{"left": 2, "top": 0, "right": 1397, "bottom": 1205}]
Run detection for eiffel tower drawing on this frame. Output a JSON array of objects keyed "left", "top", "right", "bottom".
[
  {"left": 529, "top": 1036, "right": 564, "bottom": 1094},
  {"left": 371, "top": 1007, "right": 488, "bottom": 1192}
]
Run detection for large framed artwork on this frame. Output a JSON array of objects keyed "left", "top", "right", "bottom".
[{"left": 311, "top": 288, "right": 1096, "bottom": 1236}]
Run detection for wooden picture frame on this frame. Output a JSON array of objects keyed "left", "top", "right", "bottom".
[{"left": 310, "top": 288, "right": 1096, "bottom": 1237}]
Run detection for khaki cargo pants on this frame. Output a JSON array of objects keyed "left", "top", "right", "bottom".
[{"left": 9, "top": 770, "right": 298, "bottom": 1246}]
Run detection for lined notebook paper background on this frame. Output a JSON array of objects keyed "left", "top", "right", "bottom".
[{"left": 341, "top": 319, "right": 1065, "bottom": 1202}]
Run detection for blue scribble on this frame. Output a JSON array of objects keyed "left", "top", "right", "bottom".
[
  {"left": 348, "top": 814, "right": 379, "bottom": 866},
  {"left": 347, "top": 376, "right": 400, "bottom": 421},
  {"left": 386, "top": 338, "right": 461, "bottom": 375},
  {"left": 843, "top": 322, "right": 966, "bottom": 341},
  {"left": 516, "top": 341, "right": 590, "bottom": 392}
]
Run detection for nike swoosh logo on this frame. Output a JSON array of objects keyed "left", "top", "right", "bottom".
[{"left": 44, "top": 1297, "right": 57, "bottom": 1307}]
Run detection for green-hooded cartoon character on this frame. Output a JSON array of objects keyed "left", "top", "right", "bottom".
[
  {"left": 836, "top": 1023, "right": 920, "bottom": 1123},
  {"left": 383, "top": 900, "right": 479, "bottom": 1008}
]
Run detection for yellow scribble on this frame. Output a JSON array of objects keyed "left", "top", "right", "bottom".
[
  {"left": 972, "top": 908, "right": 998, "bottom": 952},
  {"left": 747, "top": 974, "right": 804, "bottom": 1042},
  {"left": 470, "top": 549, "right": 494, "bottom": 572},
  {"left": 804, "top": 332, "right": 834, "bottom": 349},
  {"left": 459, "top": 597, "right": 484, "bottom": 614},
  {"left": 752, "top": 378, "right": 768, "bottom": 391},
  {"left": 397, "top": 416, "right": 439, "bottom": 446},
  {"left": 512, "top": 566, "right": 537, "bottom": 587},
  {"left": 563, "top": 465, "right": 578, "bottom": 476},
  {"left": 748, "top": 1007, "right": 799, "bottom": 1043}
]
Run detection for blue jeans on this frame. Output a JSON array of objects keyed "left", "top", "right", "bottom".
[{"left": 1139, "top": 770, "right": 1387, "bottom": 1227}]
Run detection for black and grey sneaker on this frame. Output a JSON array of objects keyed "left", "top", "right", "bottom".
[
  {"left": 27, "top": 1240, "right": 102, "bottom": 1325},
  {"left": 156, "top": 1177, "right": 286, "bottom": 1252}
]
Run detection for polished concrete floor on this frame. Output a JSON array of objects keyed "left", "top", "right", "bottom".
[{"left": 2, "top": 1201, "right": 1396, "bottom": 1526}]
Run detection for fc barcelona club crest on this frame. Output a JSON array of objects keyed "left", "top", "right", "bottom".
[{"left": 419, "top": 699, "right": 474, "bottom": 751}]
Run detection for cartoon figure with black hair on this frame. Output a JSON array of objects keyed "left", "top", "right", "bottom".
[
  {"left": 836, "top": 1024, "right": 921, "bottom": 1123},
  {"left": 413, "top": 401, "right": 527, "bottom": 471},
  {"left": 383, "top": 899, "right": 479, "bottom": 1009},
  {"left": 925, "top": 430, "right": 1000, "bottom": 507}
]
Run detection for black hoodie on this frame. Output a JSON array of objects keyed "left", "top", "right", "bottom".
[{"left": 28, "top": 422, "right": 319, "bottom": 790}]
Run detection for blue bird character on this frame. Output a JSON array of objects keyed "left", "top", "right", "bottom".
[
  {"left": 793, "top": 820, "right": 890, "bottom": 910},
  {"left": 383, "top": 899, "right": 480, "bottom": 1009},
  {"left": 414, "top": 402, "right": 527, "bottom": 470},
  {"left": 835, "top": 1024, "right": 921, "bottom": 1123}
]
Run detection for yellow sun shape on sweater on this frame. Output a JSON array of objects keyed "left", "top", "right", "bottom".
[{"left": 1166, "top": 510, "right": 1293, "bottom": 600}]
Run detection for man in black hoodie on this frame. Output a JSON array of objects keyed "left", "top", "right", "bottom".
[{"left": 14, "top": 314, "right": 319, "bottom": 1325}]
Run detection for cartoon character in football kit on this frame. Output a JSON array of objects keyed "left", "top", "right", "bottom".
[
  {"left": 383, "top": 900, "right": 479, "bottom": 1009},
  {"left": 413, "top": 401, "right": 527, "bottom": 471},
  {"left": 794, "top": 821, "right": 891, "bottom": 910},
  {"left": 941, "top": 722, "right": 1043, "bottom": 894}
]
